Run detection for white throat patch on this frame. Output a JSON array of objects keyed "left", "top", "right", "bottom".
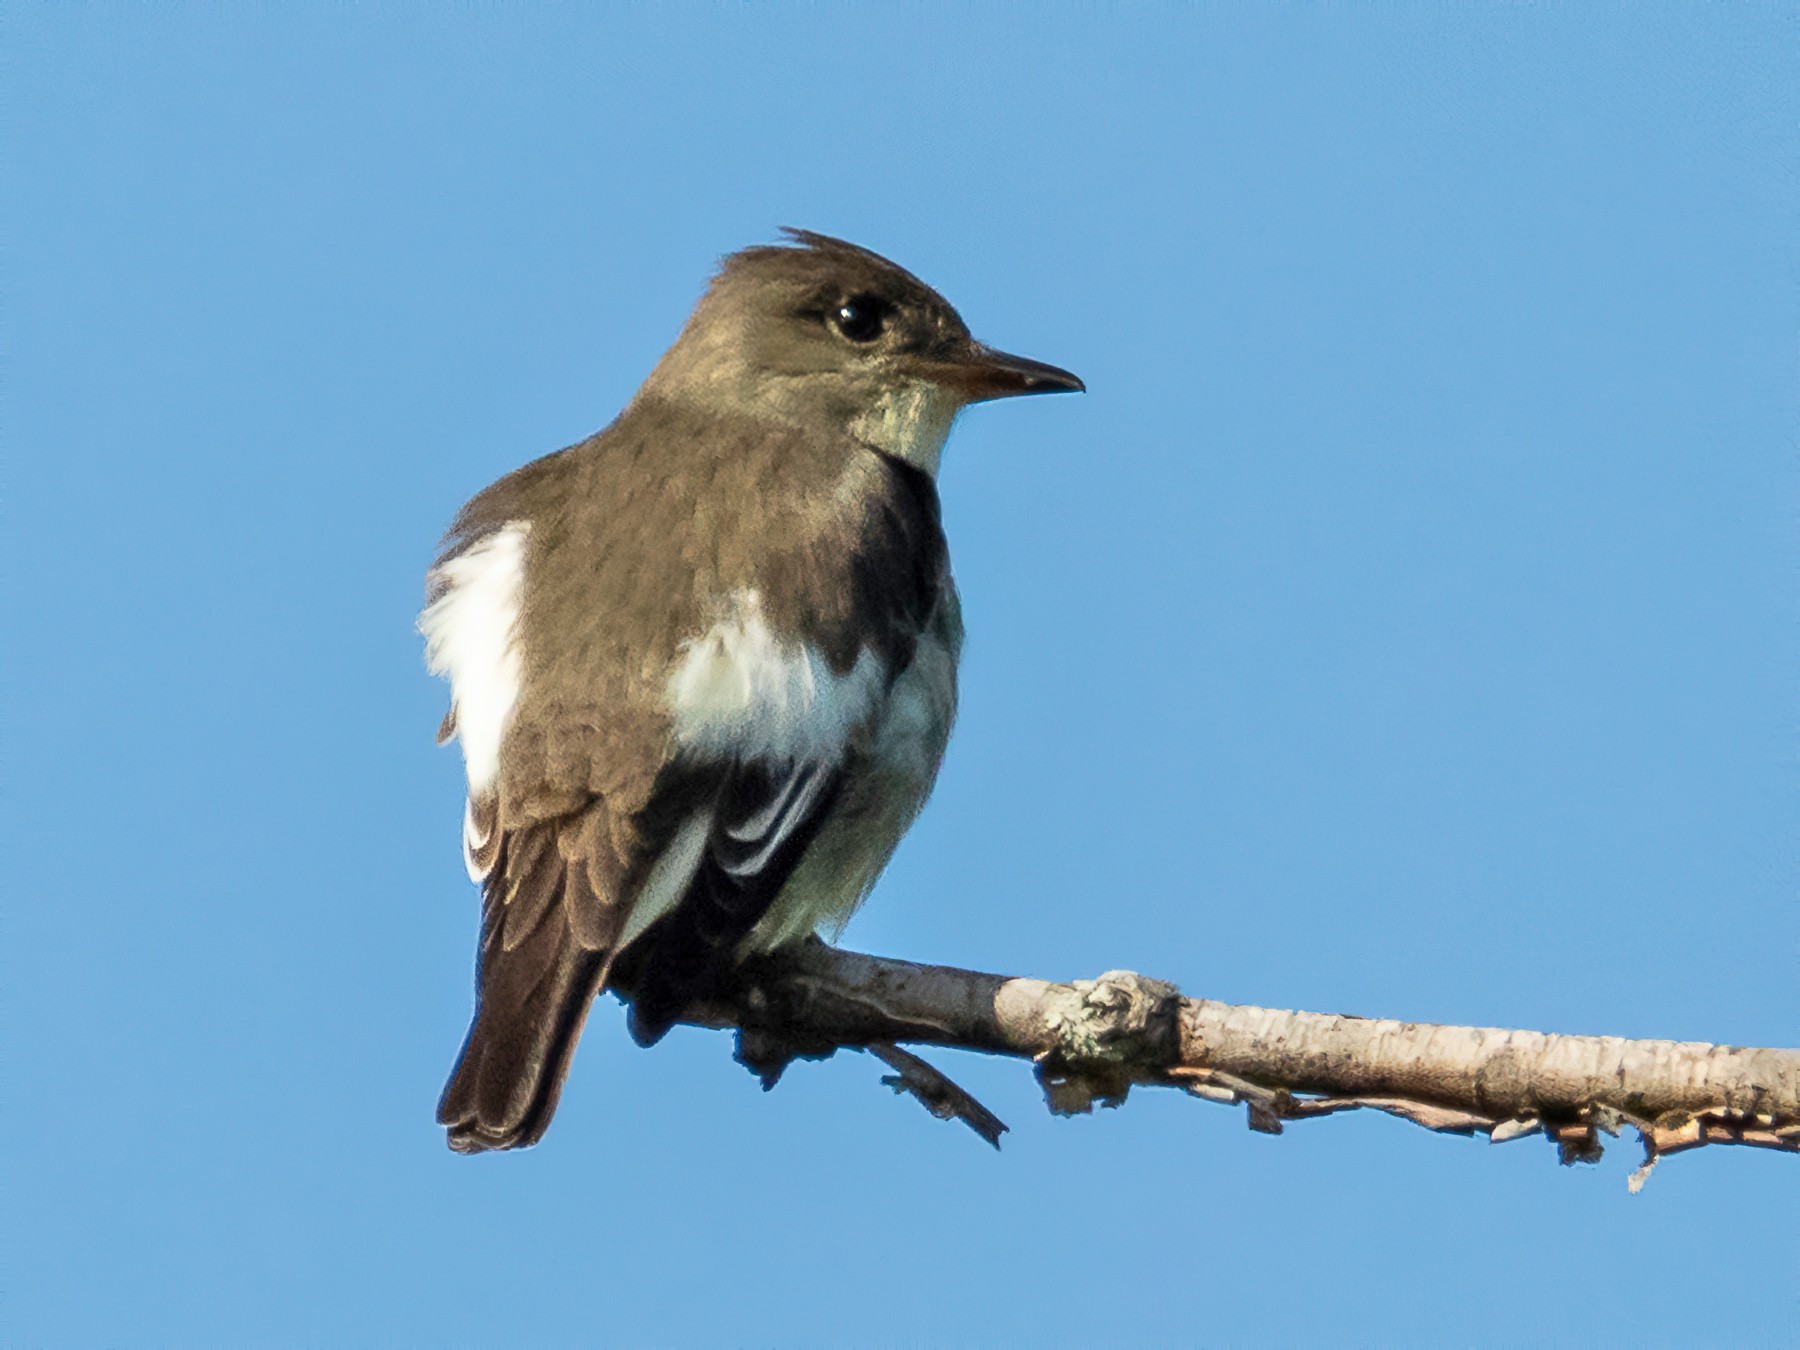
[{"left": 849, "top": 382, "right": 960, "bottom": 478}]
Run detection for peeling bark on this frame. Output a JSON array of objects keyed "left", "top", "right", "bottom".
[{"left": 683, "top": 941, "right": 1799, "bottom": 1187}]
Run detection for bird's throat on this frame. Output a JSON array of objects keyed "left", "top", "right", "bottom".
[{"left": 850, "top": 383, "right": 960, "bottom": 478}]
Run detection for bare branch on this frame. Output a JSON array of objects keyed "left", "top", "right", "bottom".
[{"left": 686, "top": 941, "right": 1799, "bottom": 1186}]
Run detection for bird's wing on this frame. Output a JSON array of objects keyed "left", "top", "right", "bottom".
[
  {"left": 620, "top": 757, "right": 845, "bottom": 1045},
  {"left": 714, "top": 757, "right": 839, "bottom": 882},
  {"left": 438, "top": 752, "right": 850, "bottom": 1147},
  {"left": 423, "top": 456, "right": 671, "bottom": 1153}
]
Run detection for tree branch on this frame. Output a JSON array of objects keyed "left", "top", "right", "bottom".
[{"left": 685, "top": 941, "right": 1799, "bottom": 1189}]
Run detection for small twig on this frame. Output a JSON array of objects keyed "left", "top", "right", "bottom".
[{"left": 868, "top": 1043, "right": 1008, "bottom": 1148}]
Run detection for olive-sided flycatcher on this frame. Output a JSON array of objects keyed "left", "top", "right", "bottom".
[{"left": 421, "top": 231, "right": 1082, "bottom": 1152}]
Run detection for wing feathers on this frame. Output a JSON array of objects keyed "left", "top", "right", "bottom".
[
  {"left": 497, "top": 841, "right": 563, "bottom": 954},
  {"left": 716, "top": 759, "right": 834, "bottom": 879},
  {"left": 562, "top": 857, "right": 614, "bottom": 952},
  {"left": 625, "top": 758, "right": 844, "bottom": 1045}
]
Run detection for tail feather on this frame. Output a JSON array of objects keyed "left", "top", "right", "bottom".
[
  {"left": 437, "top": 902, "right": 606, "bottom": 1153},
  {"left": 438, "top": 817, "right": 622, "bottom": 1154}
]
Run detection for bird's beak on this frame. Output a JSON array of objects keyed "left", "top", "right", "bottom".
[{"left": 916, "top": 341, "right": 1086, "bottom": 403}]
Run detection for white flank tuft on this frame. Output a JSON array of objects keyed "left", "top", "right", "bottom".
[
  {"left": 666, "top": 590, "right": 887, "bottom": 763},
  {"left": 419, "top": 522, "right": 530, "bottom": 794}
]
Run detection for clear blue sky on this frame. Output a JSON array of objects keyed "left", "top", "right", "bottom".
[{"left": 7, "top": 6, "right": 1794, "bottom": 1345}]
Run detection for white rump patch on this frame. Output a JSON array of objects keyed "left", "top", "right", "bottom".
[
  {"left": 666, "top": 591, "right": 886, "bottom": 764},
  {"left": 419, "top": 522, "right": 530, "bottom": 794}
]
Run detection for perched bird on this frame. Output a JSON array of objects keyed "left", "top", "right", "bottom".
[{"left": 421, "top": 230, "right": 1082, "bottom": 1152}]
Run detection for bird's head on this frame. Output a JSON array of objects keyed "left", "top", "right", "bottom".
[{"left": 640, "top": 230, "right": 1083, "bottom": 475}]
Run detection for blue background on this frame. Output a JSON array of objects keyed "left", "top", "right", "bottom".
[{"left": 8, "top": 6, "right": 1795, "bottom": 1345}]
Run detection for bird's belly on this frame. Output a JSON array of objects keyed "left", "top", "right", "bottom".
[{"left": 742, "top": 619, "right": 960, "bottom": 953}]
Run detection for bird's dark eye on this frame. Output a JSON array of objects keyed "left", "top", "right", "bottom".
[{"left": 831, "top": 294, "right": 887, "bottom": 343}]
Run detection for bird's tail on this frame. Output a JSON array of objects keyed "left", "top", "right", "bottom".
[
  {"left": 437, "top": 832, "right": 614, "bottom": 1153},
  {"left": 438, "top": 918, "right": 605, "bottom": 1152}
]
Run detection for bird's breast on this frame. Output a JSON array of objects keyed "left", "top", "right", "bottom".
[{"left": 865, "top": 593, "right": 961, "bottom": 784}]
